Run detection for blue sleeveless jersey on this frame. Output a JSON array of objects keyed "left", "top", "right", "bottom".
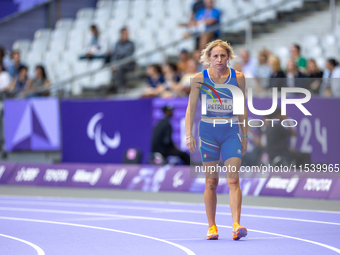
[{"left": 199, "top": 68, "right": 239, "bottom": 118}]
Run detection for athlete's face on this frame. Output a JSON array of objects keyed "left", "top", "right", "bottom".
[{"left": 209, "top": 46, "right": 228, "bottom": 69}]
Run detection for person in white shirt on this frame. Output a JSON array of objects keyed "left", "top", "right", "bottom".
[
  {"left": 0, "top": 63, "right": 11, "bottom": 91},
  {"left": 82, "top": 25, "right": 108, "bottom": 59}
]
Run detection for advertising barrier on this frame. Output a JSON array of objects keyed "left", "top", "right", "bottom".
[
  {"left": 4, "top": 97, "right": 61, "bottom": 151},
  {"left": 2, "top": 162, "right": 339, "bottom": 200},
  {"left": 61, "top": 99, "right": 153, "bottom": 164}
]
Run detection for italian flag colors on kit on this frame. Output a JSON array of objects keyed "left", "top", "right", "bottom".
[{"left": 204, "top": 154, "right": 208, "bottom": 158}]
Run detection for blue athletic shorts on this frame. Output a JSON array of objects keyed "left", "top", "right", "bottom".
[{"left": 199, "top": 119, "right": 242, "bottom": 163}]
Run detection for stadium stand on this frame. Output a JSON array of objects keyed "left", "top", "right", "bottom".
[{"left": 4, "top": 0, "right": 340, "bottom": 97}]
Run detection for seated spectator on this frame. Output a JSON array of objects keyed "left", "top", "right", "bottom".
[
  {"left": 110, "top": 27, "right": 135, "bottom": 93},
  {"left": 256, "top": 49, "right": 272, "bottom": 90},
  {"left": 25, "top": 65, "right": 50, "bottom": 97},
  {"left": 0, "top": 47, "right": 5, "bottom": 71},
  {"left": 8, "top": 65, "right": 31, "bottom": 97},
  {"left": 306, "top": 59, "right": 323, "bottom": 95},
  {"left": 320, "top": 58, "right": 340, "bottom": 97},
  {"left": 80, "top": 25, "right": 108, "bottom": 59},
  {"left": 187, "top": 0, "right": 221, "bottom": 50},
  {"left": 177, "top": 49, "right": 190, "bottom": 74},
  {"left": 0, "top": 62, "right": 11, "bottom": 92},
  {"left": 192, "top": 49, "right": 204, "bottom": 72},
  {"left": 268, "top": 55, "right": 286, "bottom": 91},
  {"left": 232, "top": 62, "right": 242, "bottom": 73},
  {"left": 286, "top": 59, "right": 305, "bottom": 88},
  {"left": 239, "top": 49, "right": 257, "bottom": 78},
  {"left": 163, "top": 63, "right": 181, "bottom": 89},
  {"left": 172, "top": 59, "right": 198, "bottom": 96},
  {"left": 290, "top": 44, "right": 307, "bottom": 73},
  {"left": 7, "top": 50, "right": 24, "bottom": 78},
  {"left": 142, "top": 64, "right": 165, "bottom": 97}
]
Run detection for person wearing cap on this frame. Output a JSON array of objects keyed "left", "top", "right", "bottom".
[{"left": 151, "top": 105, "right": 190, "bottom": 165}]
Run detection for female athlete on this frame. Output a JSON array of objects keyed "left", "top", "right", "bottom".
[{"left": 185, "top": 39, "right": 248, "bottom": 240}]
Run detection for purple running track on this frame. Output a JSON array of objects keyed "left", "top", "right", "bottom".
[{"left": 0, "top": 196, "right": 339, "bottom": 255}]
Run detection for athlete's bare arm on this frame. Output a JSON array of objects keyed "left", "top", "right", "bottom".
[
  {"left": 185, "top": 72, "right": 203, "bottom": 153},
  {"left": 236, "top": 71, "right": 248, "bottom": 156}
]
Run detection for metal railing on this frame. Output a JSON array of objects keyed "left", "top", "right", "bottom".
[{"left": 22, "top": 0, "right": 331, "bottom": 98}]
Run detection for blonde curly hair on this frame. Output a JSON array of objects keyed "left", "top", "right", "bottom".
[{"left": 200, "top": 39, "right": 237, "bottom": 67}]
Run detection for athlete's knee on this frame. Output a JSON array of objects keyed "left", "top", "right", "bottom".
[
  {"left": 205, "top": 178, "right": 219, "bottom": 191},
  {"left": 227, "top": 178, "right": 239, "bottom": 189}
]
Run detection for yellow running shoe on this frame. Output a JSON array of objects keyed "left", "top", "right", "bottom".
[
  {"left": 232, "top": 223, "right": 247, "bottom": 240},
  {"left": 206, "top": 225, "right": 219, "bottom": 240}
]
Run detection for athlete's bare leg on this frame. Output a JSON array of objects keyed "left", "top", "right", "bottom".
[
  {"left": 203, "top": 160, "right": 219, "bottom": 227},
  {"left": 225, "top": 157, "right": 242, "bottom": 224}
]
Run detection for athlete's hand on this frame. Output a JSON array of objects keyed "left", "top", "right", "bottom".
[
  {"left": 241, "top": 138, "right": 248, "bottom": 156},
  {"left": 186, "top": 137, "right": 196, "bottom": 153}
]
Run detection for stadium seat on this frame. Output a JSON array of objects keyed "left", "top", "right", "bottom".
[
  {"left": 76, "top": 8, "right": 94, "bottom": 21},
  {"left": 91, "top": 67, "right": 111, "bottom": 88},
  {"left": 96, "top": 0, "right": 113, "bottom": 12},
  {"left": 55, "top": 18, "right": 73, "bottom": 31}
]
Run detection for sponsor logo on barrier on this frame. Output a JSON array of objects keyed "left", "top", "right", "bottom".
[
  {"left": 0, "top": 166, "right": 5, "bottom": 179},
  {"left": 173, "top": 171, "right": 184, "bottom": 188},
  {"left": 265, "top": 175, "right": 299, "bottom": 193},
  {"left": 87, "top": 113, "right": 121, "bottom": 155},
  {"left": 109, "top": 168, "right": 127, "bottom": 185},
  {"left": 44, "top": 169, "right": 69, "bottom": 182},
  {"left": 303, "top": 178, "right": 332, "bottom": 192},
  {"left": 72, "top": 168, "right": 102, "bottom": 185},
  {"left": 15, "top": 167, "right": 40, "bottom": 182}
]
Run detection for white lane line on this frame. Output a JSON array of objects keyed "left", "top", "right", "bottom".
[
  {"left": 1, "top": 197, "right": 340, "bottom": 214},
  {"left": 0, "top": 216, "right": 195, "bottom": 255},
  {"left": 1, "top": 201, "right": 340, "bottom": 226},
  {"left": 0, "top": 194, "right": 340, "bottom": 214},
  {"left": 0, "top": 207, "right": 339, "bottom": 254},
  {"left": 0, "top": 233, "right": 45, "bottom": 255}
]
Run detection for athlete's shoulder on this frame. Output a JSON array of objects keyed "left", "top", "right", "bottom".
[
  {"left": 235, "top": 70, "right": 245, "bottom": 79},
  {"left": 193, "top": 71, "right": 204, "bottom": 79}
]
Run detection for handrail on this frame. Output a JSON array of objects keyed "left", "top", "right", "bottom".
[{"left": 23, "top": 0, "right": 305, "bottom": 98}]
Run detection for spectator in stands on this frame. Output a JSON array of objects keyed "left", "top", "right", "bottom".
[
  {"left": 172, "top": 59, "right": 198, "bottom": 97},
  {"left": 111, "top": 27, "right": 135, "bottom": 93},
  {"left": 268, "top": 55, "right": 286, "bottom": 91},
  {"left": 151, "top": 105, "right": 190, "bottom": 165},
  {"left": 286, "top": 59, "right": 305, "bottom": 89},
  {"left": 190, "top": 0, "right": 205, "bottom": 21},
  {"left": 186, "top": 0, "right": 221, "bottom": 50},
  {"left": 25, "top": 65, "right": 50, "bottom": 97},
  {"left": 163, "top": 63, "right": 181, "bottom": 89},
  {"left": 0, "top": 47, "right": 5, "bottom": 71},
  {"left": 142, "top": 64, "right": 165, "bottom": 97},
  {"left": 233, "top": 62, "right": 242, "bottom": 73},
  {"left": 8, "top": 65, "right": 30, "bottom": 97},
  {"left": 290, "top": 44, "right": 307, "bottom": 73},
  {"left": 7, "top": 50, "right": 23, "bottom": 78},
  {"left": 177, "top": 49, "right": 190, "bottom": 74},
  {"left": 256, "top": 49, "right": 272, "bottom": 89},
  {"left": 239, "top": 49, "right": 257, "bottom": 78},
  {"left": 0, "top": 62, "right": 11, "bottom": 92},
  {"left": 81, "top": 25, "right": 108, "bottom": 59},
  {"left": 192, "top": 49, "right": 204, "bottom": 72},
  {"left": 320, "top": 58, "right": 340, "bottom": 97},
  {"left": 306, "top": 59, "right": 323, "bottom": 95}
]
